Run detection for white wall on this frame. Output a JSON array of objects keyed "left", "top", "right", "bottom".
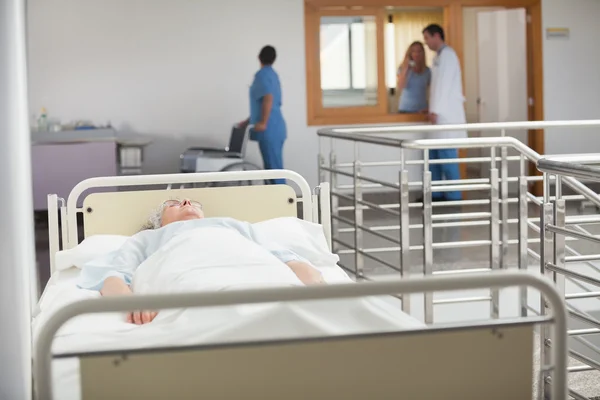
[
  {"left": 542, "top": 0, "right": 600, "bottom": 154},
  {"left": 27, "top": 0, "right": 316, "bottom": 182}
]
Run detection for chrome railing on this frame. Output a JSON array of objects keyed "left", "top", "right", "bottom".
[
  {"left": 537, "top": 156, "right": 600, "bottom": 400},
  {"left": 318, "top": 120, "right": 600, "bottom": 399}
]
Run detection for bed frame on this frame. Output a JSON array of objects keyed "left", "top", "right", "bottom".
[
  {"left": 46, "top": 169, "right": 331, "bottom": 272},
  {"left": 37, "top": 169, "right": 568, "bottom": 400}
]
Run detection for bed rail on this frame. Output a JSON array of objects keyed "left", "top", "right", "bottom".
[
  {"left": 34, "top": 271, "right": 568, "bottom": 400},
  {"left": 46, "top": 195, "right": 60, "bottom": 275}
]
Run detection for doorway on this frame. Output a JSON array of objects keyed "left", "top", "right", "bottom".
[{"left": 462, "top": 7, "right": 529, "bottom": 181}]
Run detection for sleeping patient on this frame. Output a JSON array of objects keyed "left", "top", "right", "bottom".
[{"left": 78, "top": 198, "right": 326, "bottom": 325}]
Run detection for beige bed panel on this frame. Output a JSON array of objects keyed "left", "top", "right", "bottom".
[
  {"left": 82, "top": 185, "right": 298, "bottom": 237},
  {"left": 79, "top": 324, "right": 534, "bottom": 400}
]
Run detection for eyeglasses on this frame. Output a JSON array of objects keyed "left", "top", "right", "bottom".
[{"left": 163, "top": 199, "right": 203, "bottom": 209}]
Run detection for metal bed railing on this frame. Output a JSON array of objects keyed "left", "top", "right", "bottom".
[
  {"left": 35, "top": 271, "right": 569, "bottom": 400},
  {"left": 317, "top": 119, "right": 600, "bottom": 399}
]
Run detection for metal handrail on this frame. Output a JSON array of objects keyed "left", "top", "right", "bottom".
[
  {"left": 318, "top": 119, "right": 600, "bottom": 135},
  {"left": 538, "top": 158, "right": 600, "bottom": 183},
  {"left": 320, "top": 128, "right": 600, "bottom": 210},
  {"left": 402, "top": 137, "right": 539, "bottom": 162},
  {"left": 319, "top": 120, "right": 600, "bottom": 398},
  {"left": 402, "top": 138, "right": 600, "bottom": 209},
  {"left": 537, "top": 158, "right": 600, "bottom": 208}
]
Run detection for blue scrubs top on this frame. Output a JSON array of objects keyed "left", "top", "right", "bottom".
[
  {"left": 249, "top": 66, "right": 286, "bottom": 142},
  {"left": 398, "top": 67, "right": 431, "bottom": 113}
]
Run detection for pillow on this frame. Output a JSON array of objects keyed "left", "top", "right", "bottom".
[
  {"left": 54, "top": 235, "right": 129, "bottom": 271},
  {"left": 252, "top": 217, "right": 339, "bottom": 268}
]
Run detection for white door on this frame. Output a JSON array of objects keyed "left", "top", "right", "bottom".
[{"left": 477, "top": 8, "right": 528, "bottom": 180}]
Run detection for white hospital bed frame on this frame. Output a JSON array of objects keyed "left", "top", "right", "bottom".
[
  {"left": 46, "top": 169, "right": 331, "bottom": 272},
  {"left": 38, "top": 169, "right": 567, "bottom": 400}
]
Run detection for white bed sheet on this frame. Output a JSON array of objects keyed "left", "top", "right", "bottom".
[
  {"left": 37, "top": 268, "right": 423, "bottom": 400},
  {"left": 35, "top": 222, "right": 424, "bottom": 400}
]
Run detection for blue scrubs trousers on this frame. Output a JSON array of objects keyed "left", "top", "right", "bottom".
[
  {"left": 430, "top": 149, "right": 462, "bottom": 201},
  {"left": 258, "top": 138, "right": 285, "bottom": 185}
]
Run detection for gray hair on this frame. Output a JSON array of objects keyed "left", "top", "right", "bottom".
[{"left": 140, "top": 203, "right": 168, "bottom": 231}]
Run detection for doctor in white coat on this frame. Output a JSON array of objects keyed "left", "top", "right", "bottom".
[{"left": 423, "top": 24, "right": 466, "bottom": 201}]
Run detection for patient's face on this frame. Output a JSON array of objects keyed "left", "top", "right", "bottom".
[{"left": 161, "top": 199, "right": 204, "bottom": 226}]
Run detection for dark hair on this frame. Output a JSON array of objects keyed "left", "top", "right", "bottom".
[
  {"left": 423, "top": 24, "right": 445, "bottom": 41},
  {"left": 259, "top": 45, "right": 277, "bottom": 65}
]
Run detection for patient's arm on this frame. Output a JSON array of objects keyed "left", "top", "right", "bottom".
[
  {"left": 100, "top": 276, "right": 133, "bottom": 296},
  {"left": 286, "top": 261, "right": 326, "bottom": 285},
  {"left": 100, "top": 277, "right": 158, "bottom": 325}
]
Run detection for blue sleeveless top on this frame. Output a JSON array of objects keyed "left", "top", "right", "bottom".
[{"left": 398, "top": 67, "right": 431, "bottom": 113}]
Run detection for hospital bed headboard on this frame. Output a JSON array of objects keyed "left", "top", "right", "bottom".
[
  {"left": 77, "top": 323, "right": 534, "bottom": 400},
  {"left": 82, "top": 185, "right": 298, "bottom": 237}
]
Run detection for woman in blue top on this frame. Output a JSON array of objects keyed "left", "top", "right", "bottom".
[
  {"left": 240, "top": 45, "right": 287, "bottom": 185},
  {"left": 397, "top": 41, "right": 431, "bottom": 114}
]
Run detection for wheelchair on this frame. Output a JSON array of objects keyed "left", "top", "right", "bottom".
[{"left": 180, "top": 124, "right": 264, "bottom": 187}]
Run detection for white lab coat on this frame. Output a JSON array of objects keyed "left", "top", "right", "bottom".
[{"left": 428, "top": 45, "right": 467, "bottom": 139}]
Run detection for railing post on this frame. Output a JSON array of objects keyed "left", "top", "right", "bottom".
[
  {"left": 540, "top": 172, "right": 554, "bottom": 399},
  {"left": 554, "top": 176, "right": 566, "bottom": 297},
  {"left": 399, "top": 168, "right": 410, "bottom": 314},
  {"left": 329, "top": 150, "right": 338, "bottom": 253},
  {"left": 490, "top": 147, "right": 500, "bottom": 319},
  {"left": 501, "top": 146, "right": 509, "bottom": 270},
  {"left": 423, "top": 150, "right": 434, "bottom": 324},
  {"left": 317, "top": 137, "right": 326, "bottom": 184},
  {"left": 353, "top": 143, "right": 364, "bottom": 279},
  {"left": 518, "top": 168, "right": 529, "bottom": 317}
]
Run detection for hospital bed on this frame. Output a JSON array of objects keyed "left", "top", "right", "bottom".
[{"left": 34, "top": 169, "right": 568, "bottom": 400}]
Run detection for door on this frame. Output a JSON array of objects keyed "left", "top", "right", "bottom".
[{"left": 477, "top": 8, "right": 528, "bottom": 181}]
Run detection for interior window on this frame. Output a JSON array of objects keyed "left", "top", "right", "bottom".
[{"left": 320, "top": 16, "right": 378, "bottom": 108}]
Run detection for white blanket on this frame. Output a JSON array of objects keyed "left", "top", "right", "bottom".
[{"left": 34, "top": 219, "right": 423, "bottom": 399}]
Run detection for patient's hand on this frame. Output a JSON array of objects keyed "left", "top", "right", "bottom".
[
  {"left": 285, "top": 261, "right": 326, "bottom": 285},
  {"left": 127, "top": 310, "right": 158, "bottom": 325},
  {"left": 100, "top": 276, "right": 158, "bottom": 325}
]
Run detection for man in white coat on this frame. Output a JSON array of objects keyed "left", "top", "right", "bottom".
[{"left": 423, "top": 24, "right": 466, "bottom": 201}]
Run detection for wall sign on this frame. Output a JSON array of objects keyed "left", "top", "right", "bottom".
[{"left": 546, "top": 27, "right": 570, "bottom": 40}]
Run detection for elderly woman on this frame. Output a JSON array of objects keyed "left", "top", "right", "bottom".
[{"left": 78, "top": 199, "right": 325, "bottom": 325}]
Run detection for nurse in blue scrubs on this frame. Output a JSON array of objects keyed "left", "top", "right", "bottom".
[{"left": 240, "top": 45, "right": 287, "bottom": 185}]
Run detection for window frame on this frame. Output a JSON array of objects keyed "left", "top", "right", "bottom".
[
  {"left": 305, "top": 4, "right": 444, "bottom": 126},
  {"left": 307, "top": 7, "right": 391, "bottom": 123},
  {"left": 319, "top": 17, "right": 372, "bottom": 92}
]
